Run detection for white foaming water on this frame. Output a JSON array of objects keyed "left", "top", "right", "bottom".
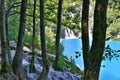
[{"left": 64, "top": 28, "right": 77, "bottom": 39}]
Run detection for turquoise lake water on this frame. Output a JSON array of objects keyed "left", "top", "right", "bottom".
[{"left": 61, "top": 39, "right": 120, "bottom": 80}]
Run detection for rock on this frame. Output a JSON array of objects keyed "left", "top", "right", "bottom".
[
  {"left": 0, "top": 43, "right": 82, "bottom": 80},
  {"left": 0, "top": 73, "right": 18, "bottom": 80},
  {"left": 23, "top": 46, "right": 31, "bottom": 53},
  {"left": 25, "top": 56, "right": 81, "bottom": 80},
  {"left": 0, "top": 76, "right": 5, "bottom": 80},
  {"left": 10, "top": 50, "right": 15, "bottom": 60},
  {"left": 10, "top": 40, "right": 17, "bottom": 50},
  {"left": 47, "top": 68, "right": 81, "bottom": 80},
  {"left": 37, "top": 50, "right": 42, "bottom": 56},
  {"left": 10, "top": 41, "right": 31, "bottom": 53},
  {"left": 27, "top": 73, "right": 39, "bottom": 80}
]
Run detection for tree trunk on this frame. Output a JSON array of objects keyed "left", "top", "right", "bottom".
[
  {"left": 81, "top": 0, "right": 90, "bottom": 79},
  {"left": 30, "top": 0, "right": 36, "bottom": 73},
  {"left": 84, "top": 0, "right": 109, "bottom": 80},
  {"left": 6, "top": 0, "right": 13, "bottom": 67},
  {"left": 54, "top": 0, "right": 63, "bottom": 68},
  {"left": 12, "top": 0, "right": 27, "bottom": 79},
  {"left": 38, "top": 0, "right": 50, "bottom": 80},
  {"left": 0, "top": 0, "right": 12, "bottom": 73}
]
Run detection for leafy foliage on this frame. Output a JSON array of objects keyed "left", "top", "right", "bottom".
[
  {"left": 7, "top": 0, "right": 120, "bottom": 54},
  {"left": 106, "top": 1, "right": 120, "bottom": 40},
  {"left": 103, "top": 45, "right": 120, "bottom": 61},
  {"left": 62, "top": 1, "right": 82, "bottom": 33},
  {"left": 46, "top": 27, "right": 56, "bottom": 54},
  {"left": 75, "top": 51, "right": 81, "bottom": 58},
  {"left": 53, "top": 54, "right": 81, "bottom": 75}
]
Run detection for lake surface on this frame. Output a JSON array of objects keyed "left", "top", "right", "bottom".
[{"left": 61, "top": 39, "right": 120, "bottom": 80}]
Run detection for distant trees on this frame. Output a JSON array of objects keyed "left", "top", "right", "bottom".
[{"left": 106, "top": 0, "right": 120, "bottom": 40}]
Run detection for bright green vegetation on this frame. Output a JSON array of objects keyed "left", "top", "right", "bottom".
[
  {"left": 0, "top": 0, "right": 119, "bottom": 80},
  {"left": 106, "top": 1, "right": 120, "bottom": 40},
  {"left": 48, "top": 54, "right": 81, "bottom": 75},
  {"left": 3, "top": 0, "right": 120, "bottom": 76},
  {"left": 8, "top": 0, "right": 120, "bottom": 44}
]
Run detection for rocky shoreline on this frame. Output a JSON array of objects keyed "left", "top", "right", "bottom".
[{"left": 0, "top": 41, "right": 82, "bottom": 80}]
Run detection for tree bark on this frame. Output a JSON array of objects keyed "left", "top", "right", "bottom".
[
  {"left": 30, "top": 0, "right": 36, "bottom": 73},
  {"left": 37, "top": 0, "right": 50, "bottom": 80},
  {"left": 81, "top": 0, "right": 90, "bottom": 80},
  {"left": 6, "top": 0, "right": 13, "bottom": 67},
  {"left": 12, "top": 0, "right": 27, "bottom": 79},
  {"left": 54, "top": 0, "right": 63, "bottom": 68},
  {"left": 0, "top": 0, "right": 12, "bottom": 73},
  {"left": 84, "top": 0, "right": 109, "bottom": 80}
]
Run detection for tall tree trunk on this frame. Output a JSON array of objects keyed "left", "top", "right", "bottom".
[
  {"left": 54, "top": 0, "right": 63, "bottom": 68},
  {"left": 29, "top": 0, "right": 36, "bottom": 73},
  {"left": 0, "top": 0, "right": 12, "bottom": 73},
  {"left": 12, "top": 0, "right": 27, "bottom": 79},
  {"left": 81, "top": 0, "right": 90, "bottom": 80},
  {"left": 6, "top": 0, "right": 13, "bottom": 67},
  {"left": 0, "top": 0, "right": 1, "bottom": 47},
  {"left": 38, "top": 0, "right": 50, "bottom": 80},
  {"left": 85, "top": 0, "right": 109, "bottom": 80}
]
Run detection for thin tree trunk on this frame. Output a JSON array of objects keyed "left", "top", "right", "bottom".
[
  {"left": 6, "top": 0, "right": 13, "bottom": 67},
  {"left": 0, "top": 1, "right": 18, "bottom": 79},
  {"left": 81, "top": 0, "right": 90, "bottom": 80},
  {"left": 54, "top": 0, "right": 63, "bottom": 68},
  {"left": 38, "top": 0, "right": 50, "bottom": 80},
  {"left": 0, "top": 0, "right": 1, "bottom": 50},
  {"left": 12, "top": 0, "right": 27, "bottom": 79},
  {"left": 0, "top": 0, "right": 12, "bottom": 73},
  {"left": 85, "top": 0, "right": 109, "bottom": 80},
  {"left": 30, "top": 0, "right": 36, "bottom": 73}
]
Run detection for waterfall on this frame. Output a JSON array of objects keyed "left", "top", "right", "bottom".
[{"left": 62, "top": 28, "right": 77, "bottom": 39}]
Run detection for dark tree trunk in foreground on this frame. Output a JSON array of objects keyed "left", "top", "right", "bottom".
[
  {"left": 54, "top": 0, "right": 63, "bottom": 68},
  {"left": 12, "top": 0, "right": 27, "bottom": 79},
  {"left": 30, "top": 0, "right": 36, "bottom": 73},
  {"left": 0, "top": 0, "right": 12, "bottom": 73},
  {"left": 38, "top": 0, "right": 50, "bottom": 80},
  {"left": 81, "top": 0, "right": 90, "bottom": 80},
  {"left": 84, "top": 0, "right": 109, "bottom": 80}
]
